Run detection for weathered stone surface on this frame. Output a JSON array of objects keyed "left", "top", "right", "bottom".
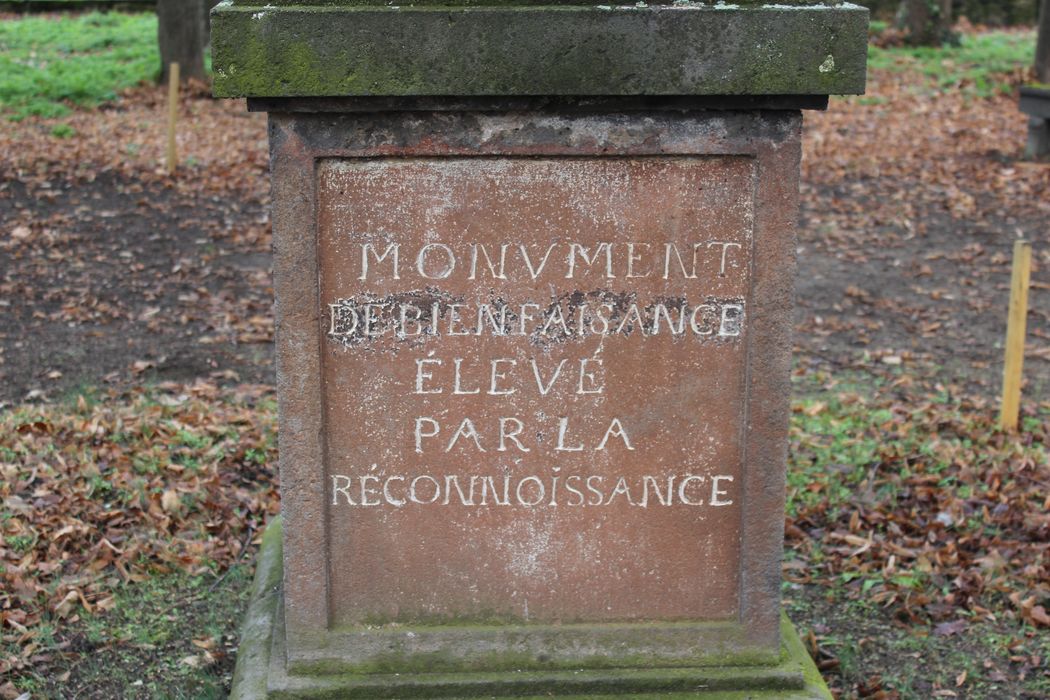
[
  {"left": 321, "top": 156, "right": 749, "bottom": 628},
  {"left": 211, "top": 1, "right": 868, "bottom": 98},
  {"left": 267, "top": 108, "right": 800, "bottom": 676}
]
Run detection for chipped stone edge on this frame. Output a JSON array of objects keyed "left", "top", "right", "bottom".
[{"left": 229, "top": 517, "right": 283, "bottom": 700}]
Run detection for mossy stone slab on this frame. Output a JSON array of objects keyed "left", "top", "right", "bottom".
[
  {"left": 227, "top": 0, "right": 849, "bottom": 5},
  {"left": 211, "top": 1, "right": 868, "bottom": 98}
]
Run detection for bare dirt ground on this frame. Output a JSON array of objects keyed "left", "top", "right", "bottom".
[
  {"left": 0, "top": 174, "right": 273, "bottom": 404},
  {"left": 0, "top": 87, "right": 273, "bottom": 406},
  {"left": 1, "top": 77, "right": 1046, "bottom": 406},
  {"left": 0, "top": 174, "right": 275, "bottom": 405},
  {"left": 796, "top": 68, "right": 1049, "bottom": 396},
  {"left": 797, "top": 188, "right": 1049, "bottom": 393}
]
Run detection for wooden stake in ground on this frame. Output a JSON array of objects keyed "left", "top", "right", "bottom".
[
  {"left": 166, "top": 62, "right": 179, "bottom": 175},
  {"left": 999, "top": 239, "right": 1032, "bottom": 432}
]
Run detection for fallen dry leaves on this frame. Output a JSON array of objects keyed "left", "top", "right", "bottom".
[
  {"left": 796, "top": 38, "right": 1049, "bottom": 393},
  {"left": 786, "top": 384, "right": 1049, "bottom": 627},
  {"left": 0, "top": 381, "right": 277, "bottom": 679},
  {"left": 0, "top": 80, "right": 268, "bottom": 198}
]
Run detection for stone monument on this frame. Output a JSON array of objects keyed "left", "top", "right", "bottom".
[
  {"left": 1020, "top": 86, "right": 1050, "bottom": 157},
  {"left": 212, "top": 1, "right": 867, "bottom": 697}
]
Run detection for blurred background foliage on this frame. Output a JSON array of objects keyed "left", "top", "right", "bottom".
[{"left": 860, "top": 0, "right": 1039, "bottom": 25}]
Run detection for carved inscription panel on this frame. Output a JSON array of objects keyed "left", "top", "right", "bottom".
[{"left": 317, "top": 157, "right": 754, "bottom": 626}]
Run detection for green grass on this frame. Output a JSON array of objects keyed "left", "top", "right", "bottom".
[
  {"left": 0, "top": 11, "right": 158, "bottom": 120},
  {"left": 787, "top": 557, "right": 1050, "bottom": 700},
  {"left": 7, "top": 564, "right": 252, "bottom": 698},
  {"left": 789, "top": 588, "right": 1050, "bottom": 700},
  {"left": 867, "top": 29, "right": 1036, "bottom": 96},
  {"left": 787, "top": 370, "right": 1049, "bottom": 520},
  {"left": 786, "top": 392, "right": 897, "bottom": 518}
]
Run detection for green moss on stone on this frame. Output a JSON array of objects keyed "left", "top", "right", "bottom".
[
  {"left": 295, "top": 640, "right": 780, "bottom": 676},
  {"left": 274, "top": 664, "right": 809, "bottom": 698},
  {"left": 228, "top": 0, "right": 853, "bottom": 6},
  {"left": 232, "top": 521, "right": 834, "bottom": 698},
  {"left": 211, "top": 3, "right": 868, "bottom": 98}
]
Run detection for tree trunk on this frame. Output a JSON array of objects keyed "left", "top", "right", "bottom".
[
  {"left": 157, "top": 0, "right": 207, "bottom": 84},
  {"left": 1037, "top": 0, "right": 1050, "bottom": 84},
  {"left": 898, "top": 0, "right": 954, "bottom": 46},
  {"left": 900, "top": 0, "right": 931, "bottom": 44},
  {"left": 202, "top": 0, "right": 223, "bottom": 49}
]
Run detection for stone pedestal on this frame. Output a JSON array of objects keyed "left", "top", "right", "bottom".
[
  {"left": 234, "top": 518, "right": 834, "bottom": 699},
  {"left": 212, "top": 1, "right": 867, "bottom": 697},
  {"left": 1020, "top": 86, "right": 1050, "bottom": 157}
]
